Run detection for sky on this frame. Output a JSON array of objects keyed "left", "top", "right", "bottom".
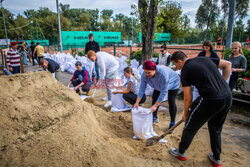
[{"left": 1, "top": 0, "right": 250, "bottom": 28}]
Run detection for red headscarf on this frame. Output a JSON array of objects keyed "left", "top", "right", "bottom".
[{"left": 143, "top": 60, "right": 156, "bottom": 70}]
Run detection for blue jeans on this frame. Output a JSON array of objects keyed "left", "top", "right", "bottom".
[
  {"left": 21, "top": 51, "right": 27, "bottom": 64},
  {"left": 12, "top": 66, "right": 20, "bottom": 74},
  {"left": 95, "top": 61, "right": 100, "bottom": 80}
]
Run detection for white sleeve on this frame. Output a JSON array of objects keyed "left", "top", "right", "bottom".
[
  {"left": 97, "top": 57, "right": 106, "bottom": 84},
  {"left": 51, "top": 73, "right": 55, "bottom": 78}
]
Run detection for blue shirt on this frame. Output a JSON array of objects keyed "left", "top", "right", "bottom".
[{"left": 138, "top": 66, "right": 180, "bottom": 103}]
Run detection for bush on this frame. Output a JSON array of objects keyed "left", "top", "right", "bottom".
[
  {"left": 130, "top": 50, "right": 159, "bottom": 64},
  {"left": 78, "top": 50, "right": 85, "bottom": 56},
  {"left": 223, "top": 48, "right": 250, "bottom": 78}
]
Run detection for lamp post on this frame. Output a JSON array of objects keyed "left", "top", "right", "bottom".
[
  {"left": 1, "top": 1, "right": 8, "bottom": 45},
  {"left": 56, "top": 0, "right": 63, "bottom": 52}
]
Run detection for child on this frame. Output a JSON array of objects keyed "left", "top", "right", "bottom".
[{"left": 67, "top": 61, "right": 92, "bottom": 95}]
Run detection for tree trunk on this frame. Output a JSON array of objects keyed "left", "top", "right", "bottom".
[
  {"left": 138, "top": 0, "right": 159, "bottom": 64},
  {"left": 221, "top": 16, "right": 226, "bottom": 45},
  {"left": 226, "top": 0, "right": 236, "bottom": 49},
  {"left": 204, "top": 24, "right": 209, "bottom": 41}
]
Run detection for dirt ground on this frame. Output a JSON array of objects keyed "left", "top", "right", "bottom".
[{"left": 0, "top": 68, "right": 249, "bottom": 167}]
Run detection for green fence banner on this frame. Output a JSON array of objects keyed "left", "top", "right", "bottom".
[
  {"left": 62, "top": 31, "right": 121, "bottom": 50},
  {"left": 12, "top": 40, "right": 50, "bottom": 46},
  {"left": 26, "top": 40, "right": 49, "bottom": 46},
  {"left": 139, "top": 32, "right": 171, "bottom": 42}
]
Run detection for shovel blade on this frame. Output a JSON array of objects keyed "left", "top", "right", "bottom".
[{"left": 146, "top": 136, "right": 160, "bottom": 147}]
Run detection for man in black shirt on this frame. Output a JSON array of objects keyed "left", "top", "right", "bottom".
[
  {"left": 85, "top": 34, "right": 100, "bottom": 53},
  {"left": 85, "top": 33, "right": 100, "bottom": 83},
  {"left": 40, "top": 58, "right": 61, "bottom": 81},
  {"left": 169, "top": 51, "right": 232, "bottom": 167},
  {"left": 29, "top": 41, "right": 38, "bottom": 66}
]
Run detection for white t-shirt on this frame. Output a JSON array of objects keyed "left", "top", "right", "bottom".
[
  {"left": 127, "top": 76, "right": 139, "bottom": 95},
  {"left": 96, "top": 52, "right": 119, "bottom": 80},
  {"left": 158, "top": 51, "right": 171, "bottom": 66}
]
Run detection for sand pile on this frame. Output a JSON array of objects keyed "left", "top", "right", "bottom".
[{"left": 0, "top": 72, "right": 248, "bottom": 167}]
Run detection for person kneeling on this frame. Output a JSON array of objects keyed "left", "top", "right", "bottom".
[
  {"left": 112, "top": 67, "right": 146, "bottom": 105},
  {"left": 67, "top": 61, "right": 92, "bottom": 95}
]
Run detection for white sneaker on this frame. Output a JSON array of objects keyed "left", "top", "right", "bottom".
[
  {"left": 104, "top": 101, "right": 112, "bottom": 108},
  {"left": 102, "top": 96, "right": 108, "bottom": 101}
]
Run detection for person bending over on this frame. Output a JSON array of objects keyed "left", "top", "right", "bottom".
[
  {"left": 169, "top": 51, "right": 232, "bottom": 167},
  {"left": 133, "top": 60, "right": 180, "bottom": 127},
  {"left": 40, "top": 58, "right": 61, "bottom": 80},
  {"left": 112, "top": 67, "right": 146, "bottom": 105}
]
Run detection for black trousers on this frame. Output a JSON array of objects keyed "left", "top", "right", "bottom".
[
  {"left": 179, "top": 93, "right": 232, "bottom": 160},
  {"left": 229, "top": 73, "right": 239, "bottom": 91},
  {"left": 32, "top": 53, "right": 38, "bottom": 66},
  {"left": 38, "top": 56, "right": 44, "bottom": 64},
  {"left": 72, "top": 79, "right": 90, "bottom": 93},
  {"left": 123, "top": 92, "right": 146, "bottom": 105},
  {"left": 152, "top": 89, "right": 178, "bottom": 123}
]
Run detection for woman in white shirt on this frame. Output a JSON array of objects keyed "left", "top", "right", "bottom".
[
  {"left": 156, "top": 44, "right": 171, "bottom": 66},
  {"left": 87, "top": 50, "right": 119, "bottom": 107},
  {"left": 112, "top": 67, "right": 146, "bottom": 105}
]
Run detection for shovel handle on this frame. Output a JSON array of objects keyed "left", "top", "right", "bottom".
[
  {"left": 158, "top": 120, "right": 184, "bottom": 140},
  {"left": 92, "top": 88, "right": 96, "bottom": 97}
]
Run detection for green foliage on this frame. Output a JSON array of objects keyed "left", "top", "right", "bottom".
[
  {"left": 156, "top": 1, "right": 190, "bottom": 41},
  {"left": 223, "top": 48, "right": 250, "bottom": 78},
  {"left": 130, "top": 50, "right": 143, "bottom": 63},
  {"left": 221, "top": 0, "right": 249, "bottom": 20},
  {"left": 195, "top": 0, "right": 220, "bottom": 40},
  {"left": 78, "top": 50, "right": 85, "bottom": 57},
  {"left": 130, "top": 49, "right": 159, "bottom": 64}
]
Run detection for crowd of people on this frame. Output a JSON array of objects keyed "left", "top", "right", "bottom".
[{"left": 4, "top": 34, "right": 248, "bottom": 167}]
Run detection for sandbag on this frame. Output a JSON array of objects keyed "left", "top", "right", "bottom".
[
  {"left": 131, "top": 107, "right": 157, "bottom": 139},
  {"left": 111, "top": 90, "right": 128, "bottom": 111}
]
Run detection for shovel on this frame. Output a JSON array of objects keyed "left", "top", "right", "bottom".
[
  {"left": 91, "top": 88, "right": 96, "bottom": 98},
  {"left": 146, "top": 120, "right": 184, "bottom": 147}
]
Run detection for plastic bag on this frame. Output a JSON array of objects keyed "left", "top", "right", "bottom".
[
  {"left": 131, "top": 107, "right": 157, "bottom": 139},
  {"left": 111, "top": 90, "right": 127, "bottom": 110}
]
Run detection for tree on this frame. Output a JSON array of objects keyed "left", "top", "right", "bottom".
[
  {"left": 0, "top": 8, "right": 15, "bottom": 39},
  {"left": 233, "top": 20, "right": 245, "bottom": 42},
  {"left": 101, "top": 9, "right": 113, "bottom": 20},
  {"left": 247, "top": 20, "right": 250, "bottom": 37},
  {"left": 195, "top": 0, "right": 220, "bottom": 41},
  {"left": 221, "top": 0, "right": 249, "bottom": 20},
  {"left": 156, "top": 1, "right": 190, "bottom": 42},
  {"left": 24, "top": 9, "right": 38, "bottom": 19},
  {"left": 59, "top": 3, "right": 70, "bottom": 18},
  {"left": 225, "top": 0, "right": 236, "bottom": 48},
  {"left": 14, "top": 14, "right": 30, "bottom": 40},
  {"left": 138, "top": 0, "right": 159, "bottom": 63},
  {"left": 87, "top": 9, "right": 99, "bottom": 31}
]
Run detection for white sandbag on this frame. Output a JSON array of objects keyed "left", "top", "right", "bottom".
[
  {"left": 130, "top": 59, "right": 139, "bottom": 69},
  {"left": 111, "top": 104, "right": 132, "bottom": 112},
  {"left": 131, "top": 107, "right": 157, "bottom": 139},
  {"left": 111, "top": 90, "right": 127, "bottom": 110},
  {"left": 80, "top": 95, "right": 91, "bottom": 101},
  {"left": 145, "top": 85, "right": 154, "bottom": 96}
]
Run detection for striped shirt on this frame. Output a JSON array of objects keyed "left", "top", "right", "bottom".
[{"left": 6, "top": 48, "right": 20, "bottom": 67}]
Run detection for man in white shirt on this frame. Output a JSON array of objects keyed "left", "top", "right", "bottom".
[{"left": 87, "top": 50, "right": 119, "bottom": 107}]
